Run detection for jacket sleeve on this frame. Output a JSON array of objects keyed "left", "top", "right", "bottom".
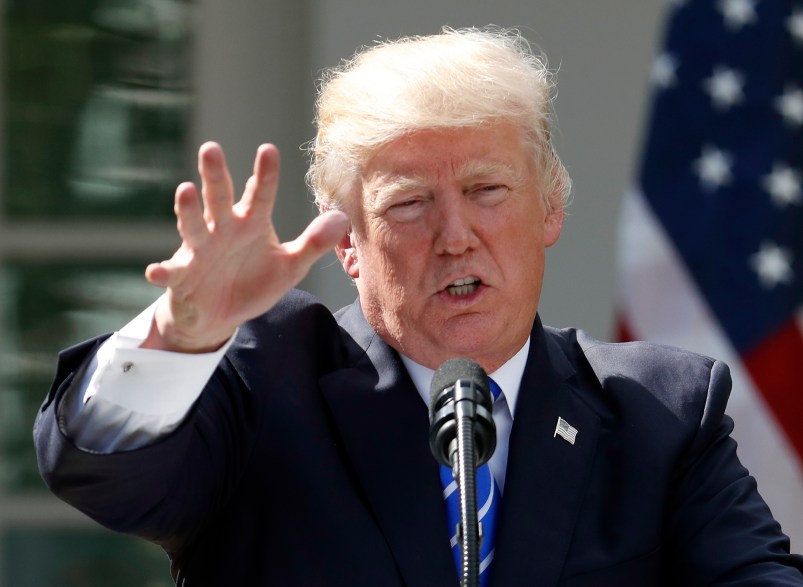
[
  {"left": 33, "top": 338, "right": 255, "bottom": 555},
  {"left": 33, "top": 289, "right": 341, "bottom": 559},
  {"left": 663, "top": 359, "right": 803, "bottom": 585}
]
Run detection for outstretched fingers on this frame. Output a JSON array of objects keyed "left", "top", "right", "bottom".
[
  {"left": 145, "top": 180, "right": 207, "bottom": 288},
  {"left": 144, "top": 142, "right": 344, "bottom": 347},
  {"left": 237, "top": 144, "right": 280, "bottom": 220},
  {"left": 174, "top": 182, "right": 208, "bottom": 246},
  {"left": 283, "top": 210, "right": 350, "bottom": 277},
  {"left": 198, "top": 142, "right": 235, "bottom": 229},
  {"left": 145, "top": 255, "right": 181, "bottom": 289}
]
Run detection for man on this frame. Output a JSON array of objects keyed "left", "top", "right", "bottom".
[{"left": 35, "top": 27, "right": 803, "bottom": 585}]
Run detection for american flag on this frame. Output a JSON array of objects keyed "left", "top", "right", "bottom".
[
  {"left": 616, "top": 0, "right": 803, "bottom": 547},
  {"left": 554, "top": 417, "right": 578, "bottom": 445}
]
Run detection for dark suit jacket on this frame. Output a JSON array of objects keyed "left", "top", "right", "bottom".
[{"left": 35, "top": 290, "right": 803, "bottom": 586}]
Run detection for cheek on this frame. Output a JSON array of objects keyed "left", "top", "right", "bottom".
[
  {"left": 494, "top": 205, "right": 544, "bottom": 248},
  {"left": 355, "top": 228, "right": 404, "bottom": 292},
  {"left": 361, "top": 235, "right": 432, "bottom": 315},
  {"left": 494, "top": 210, "right": 547, "bottom": 281},
  {"left": 370, "top": 222, "right": 428, "bottom": 270}
]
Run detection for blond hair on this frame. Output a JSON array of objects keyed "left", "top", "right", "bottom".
[{"left": 306, "top": 26, "right": 571, "bottom": 213}]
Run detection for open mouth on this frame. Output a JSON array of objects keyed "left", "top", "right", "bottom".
[{"left": 445, "top": 276, "right": 481, "bottom": 297}]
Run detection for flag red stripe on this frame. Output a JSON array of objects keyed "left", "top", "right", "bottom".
[
  {"left": 615, "top": 313, "right": 636, "bottom": 343},
  {"left": 742, "top": 321, "right": 803, "bottom": 465}
]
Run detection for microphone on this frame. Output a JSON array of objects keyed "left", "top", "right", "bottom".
[
  {"left": 428, "top": 358, "right": 496, "bottom": 587},
  {"left": 429, "top": 358, "right": 496, "bottom": 469}
]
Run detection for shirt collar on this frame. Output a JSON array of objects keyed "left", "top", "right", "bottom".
[{"left": 400, "top": 337, "right": 530, "bottom": 418}]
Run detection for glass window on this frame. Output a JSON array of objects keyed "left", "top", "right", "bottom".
[{"left": 3, "top": 0, "right": 192, "bottom": 219}]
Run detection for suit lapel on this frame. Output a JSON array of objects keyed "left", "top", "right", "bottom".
[
  {"left": 493, "top": 320, "right": 601, "bottom": 586},
  {"left": 320, "top": 300, "right": 456, "bottom": 587}
]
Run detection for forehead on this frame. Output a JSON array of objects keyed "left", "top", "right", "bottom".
[{"left": 361, "top": 123, "right": 531, "bottom": 183}]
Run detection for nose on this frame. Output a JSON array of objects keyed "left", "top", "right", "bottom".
[{"left": 433, "top": 192, "right": 480, "bottom": 256}]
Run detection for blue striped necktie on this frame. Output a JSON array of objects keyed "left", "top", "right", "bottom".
[{"left": 440, "top": 379, "right": 503, "bottom": 586}]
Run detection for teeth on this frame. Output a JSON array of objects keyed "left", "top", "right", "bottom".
[
  {"left": 446, "top": 276, "right": 480, "bottom": 296},
  {"left": 450, "top": 277, "right": 478, "bottom": 287}
]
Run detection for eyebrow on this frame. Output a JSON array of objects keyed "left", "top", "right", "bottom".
[
  {"left": 368, "top": 175, "right": 430, "bottom": 209},
  {"left": 367, "top": 158, "right": 525, "bottom": 208},
  {"left": 454, "top": 159, "right": 523, "bottom": 182}
]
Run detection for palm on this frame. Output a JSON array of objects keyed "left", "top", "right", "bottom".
[{"left": 144, "top": 142, "right": 348, "bottom": 352}]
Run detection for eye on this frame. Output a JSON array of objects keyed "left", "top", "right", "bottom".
[
  {"left": 471, "top": 184, "right": 509, "bottom": 204},
  {"left": 389, "top": 198, "right": 425, "bottom": 211},
  {"left": 385, "top": 198, "right": 427, "bottom": 221}
]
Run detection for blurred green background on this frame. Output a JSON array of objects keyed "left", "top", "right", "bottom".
[{"left": 1, "top": 1, "right": 188, "bottom": 585}]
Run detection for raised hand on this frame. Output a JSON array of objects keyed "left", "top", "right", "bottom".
[{"left": 142, "top": 142, "right": 349, "bottom": 353}]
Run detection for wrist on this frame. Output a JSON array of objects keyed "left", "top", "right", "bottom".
[{"left": 140, "top": 301, "right": 234, "bottom": 354}]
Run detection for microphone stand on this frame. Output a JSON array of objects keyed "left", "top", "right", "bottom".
[{"left": 451, "top": 379, "right": 482, "bottom": 587}]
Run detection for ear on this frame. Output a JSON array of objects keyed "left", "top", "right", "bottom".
[
  {"left": 543, "top": 204, "right": 564, "bottom": 248},
  {"left": 335, "top": 230, "right": 359, "bottom": 278}
]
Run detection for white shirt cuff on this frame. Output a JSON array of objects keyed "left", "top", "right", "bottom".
[
  {"left": 64, "top": 295, "right": 238, "bottom": 451},
  {"left": 82, "top": 296, "right": 236, "bottom": 414}
]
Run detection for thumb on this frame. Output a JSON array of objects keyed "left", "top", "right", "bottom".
[{"left": 284, "top": 210, "right": 350, "bottom": 272}]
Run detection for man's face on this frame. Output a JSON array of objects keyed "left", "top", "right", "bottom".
[{"left": 337, "top": 122, "right": 564, "bottom": 372}]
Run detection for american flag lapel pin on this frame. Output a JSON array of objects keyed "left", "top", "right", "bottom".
[{"left": 554, "top": 417, "right": 578, "bottom": 445}]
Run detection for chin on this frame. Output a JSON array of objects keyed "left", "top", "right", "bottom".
[{"left": 436, "top": 334, "right": 495, "bottom": 361}]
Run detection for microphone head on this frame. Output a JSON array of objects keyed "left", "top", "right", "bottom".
[
  {"left": 428, "top": 358, "right": 496, "bottom": 467},
  {"left": 429, "top": 358, "right": 490, "bottom": 408}
]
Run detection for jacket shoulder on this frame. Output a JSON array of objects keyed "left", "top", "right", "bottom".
[{"left": 542, "top": 325, "right": 731, "bottom": 423}]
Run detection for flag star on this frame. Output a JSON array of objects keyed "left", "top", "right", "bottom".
[
  {"left": 776, "top": 86, "right": 803, "bottom": 127},
  {"left": 749, "top": 242, "right": 795, "bottom": 288},
  {"left": 703, "top": 67, "right": 745, "bottom": 110},
  {"left": 694, "top": 146, "right": 733, "bottom": 190},
  {"left": 651, "top": 53, "right": 679, "bottom": 89},
  {"left": 763, "top": 164, "right": 802, "bottom": 207},
  {"left": 717, "top": 0, "right": 758, "bottom": 30},
  {"left": 789, "top": 10, "right": 803, "bottom": 44}
]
